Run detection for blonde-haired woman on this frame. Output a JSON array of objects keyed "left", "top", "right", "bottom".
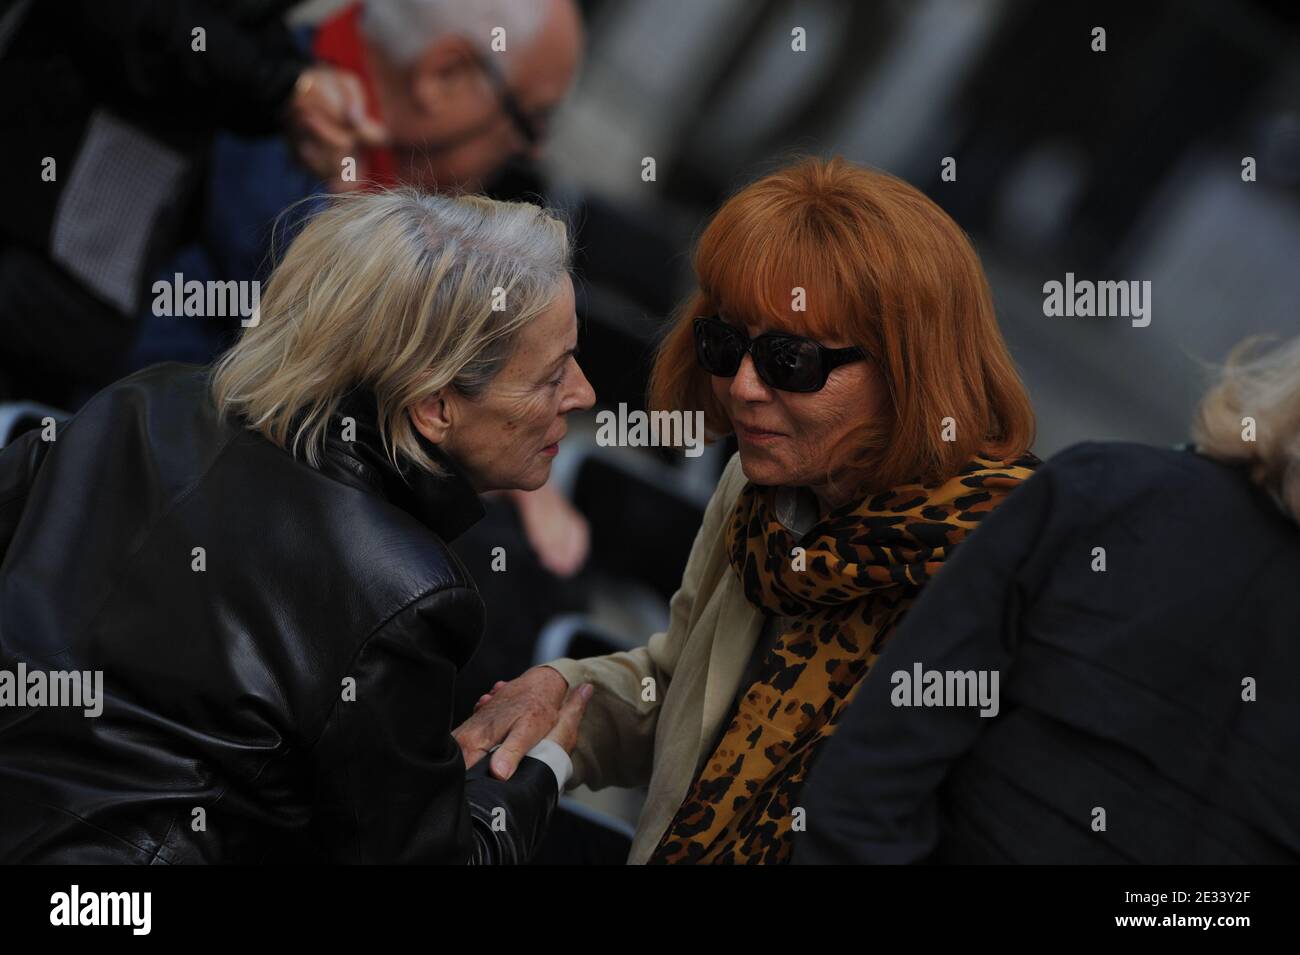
[
  {"left": 0, "top": 189, "right": 595, "bottom": 864},
  {"left": 795, "top": 332, "right": 1300, "bottom": 864}
]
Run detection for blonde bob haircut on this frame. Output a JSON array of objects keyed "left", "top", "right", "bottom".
[
  {"left": 210, "top": 188, "right": 571, "bottom": 476},
  {"left": 1195, "top": 333, "right": 1300, "bottom": 523}
]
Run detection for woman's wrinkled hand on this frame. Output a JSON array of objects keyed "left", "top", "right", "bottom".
[
  {"left": 543, "top": 682, "right": 594, "bottom": 756},
  {"left": 453, "top": 666, "right": 580, "bottom": 779}
]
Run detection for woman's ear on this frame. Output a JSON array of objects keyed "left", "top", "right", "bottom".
[{"left": 410, "top": 390, "right": 454, "bottom": 445}]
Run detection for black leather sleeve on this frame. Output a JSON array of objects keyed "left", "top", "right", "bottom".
[
  {"left": 0, "top": 428, "right": 51, "bottom": 564},
  {"left": 464, "top": 757, "right": 559, "bottom": 865},
  {"left": 308, "top": 586, "right": 557, "bottom": 864}
]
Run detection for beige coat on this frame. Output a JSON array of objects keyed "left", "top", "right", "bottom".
[{"left": 547, "top": 452, "right": 766, "bottom": 864}]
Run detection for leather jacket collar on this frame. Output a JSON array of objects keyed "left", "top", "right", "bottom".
[{"left": 316, "top": 387, "right": 485, "bottom": 543}]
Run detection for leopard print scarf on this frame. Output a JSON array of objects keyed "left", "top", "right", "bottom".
[{"left": 648, "top": 451, "right": 1041, "bottom": 864}]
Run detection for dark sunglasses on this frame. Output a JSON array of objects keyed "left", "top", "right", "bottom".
[{"left": 693, "top": 316, "right": 869, "bottom": 393}]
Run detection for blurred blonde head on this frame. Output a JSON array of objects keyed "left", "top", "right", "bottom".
[
  {"left": 1195, "top": 333, "right": 1300, "bottom": 522},
  {"left": 210, "top": 188, "right": 571, "bottom": 476}
]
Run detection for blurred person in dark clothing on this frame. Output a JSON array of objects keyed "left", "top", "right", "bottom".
[
  {"left": 318, "top": 0, "right": 582, "bottom": 195},
  {"left": 795, "top": 334, "right": 1300, "bottom": 865},
  {"left": 0, "top": 0, "right": 382, "bottom": 409}
]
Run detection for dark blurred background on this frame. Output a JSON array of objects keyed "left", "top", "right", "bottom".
[{"left": 542, "top": 0, "right": 1299, "bottom": 452}]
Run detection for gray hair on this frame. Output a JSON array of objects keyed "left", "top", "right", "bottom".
[
  {"left": 1194, "top": 333, "right": 1300, "bottom": 523},
  {"left": 211, "top": 188, "right": 571, "bottom": 476},
  {"left": 361, "top": 0, "right": 547, "bottom": 66}
]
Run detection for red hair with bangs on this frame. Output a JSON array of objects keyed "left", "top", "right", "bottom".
[{"left": 649, "top": 156, "right": 1035, "bottom": 493}]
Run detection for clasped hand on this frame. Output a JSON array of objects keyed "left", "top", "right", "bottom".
[{"left": 454, "top": 667, "right": 590, "bottom": 779}]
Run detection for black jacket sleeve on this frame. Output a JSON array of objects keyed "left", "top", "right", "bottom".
[
  {"left": 0, "top": 428, "right": 52, "bottom": 565},
  {"left": 463, "top": 757, "right": 560, "bottom": 865},
  {"left": 793, "top": 463, "right": 1068, "bottom": 865},
  {"left": 69, "top": 0, "right": 306, "bottom": 134},
  {"left": 308, "top": 586, "right": 560, "bottom": 864}
]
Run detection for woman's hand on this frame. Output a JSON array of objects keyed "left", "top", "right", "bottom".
[
  {"left": 453, "top": 666, "right": 578, "bottom": 779},
  {"left": 544, "top": 682, "right": 594, "bottom": 755}
]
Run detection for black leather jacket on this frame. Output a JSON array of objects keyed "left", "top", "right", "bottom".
[{"left": 0, "top": 362, "right": 557, "bottom": 863}]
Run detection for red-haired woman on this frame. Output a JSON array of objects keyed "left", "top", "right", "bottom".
[{"left": 456, "top": 156, "right": 1040, "bottom": 864}]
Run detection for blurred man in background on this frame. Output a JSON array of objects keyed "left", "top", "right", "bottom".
[{"left": 330, "top": 0, "right": 583, "bottom": 193}]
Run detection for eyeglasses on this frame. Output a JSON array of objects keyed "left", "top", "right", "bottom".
[
  {"left": 469, "top": 46, "right": 543, "bottom": 149},
  {"left": 693, "top": 316, "right": 869, "bottom": 393}
]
